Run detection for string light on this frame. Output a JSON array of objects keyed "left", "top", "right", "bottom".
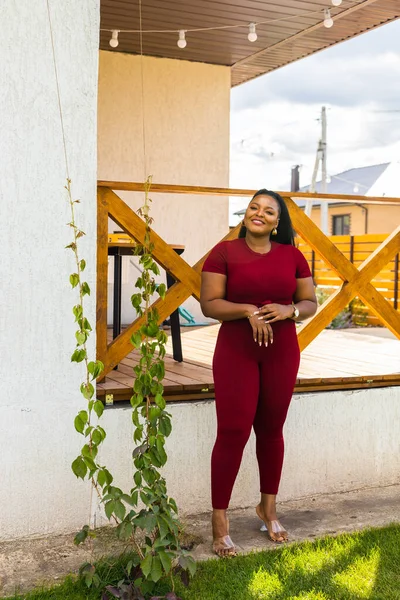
[
  {"left": 323, "top": 9, "right": 334, "bottom": 28},
  {"left": 248, "top": 23, "right": 257, "bottom": 42},
  {"left": 104, "top": 1, "right": 359, "bottom": 49},
  {"left": 109, "top": 30, "right": 119, "bottom": 48},
  {"left": 177, "top": 29, "right": 187, "bottom": 48}
]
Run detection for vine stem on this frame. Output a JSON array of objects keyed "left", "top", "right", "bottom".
[{"left": 66, "top": 180, "right": 93, "bottom": 435}]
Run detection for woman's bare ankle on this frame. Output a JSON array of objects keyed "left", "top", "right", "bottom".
[{"left": 212, "top": 509, "right": 229, "bottom": 539}]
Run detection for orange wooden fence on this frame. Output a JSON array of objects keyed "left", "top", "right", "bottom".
[
  {"left": 97, "top": 182, "right": 400, "bottom": 384},
  {"left": 298, "top": 234, "right": 400, "bottom": 325}
]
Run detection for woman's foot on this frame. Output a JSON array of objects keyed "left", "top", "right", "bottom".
[
  {"left": 212, "top": 510, "right": 237, "bottom": 557},
  {"left": 256, "top": 503, "right": 288, "bottom": 544}
]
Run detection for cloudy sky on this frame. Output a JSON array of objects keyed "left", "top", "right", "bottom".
[{"left": 229, "top": 18, "right": 400, "bottom": 223}]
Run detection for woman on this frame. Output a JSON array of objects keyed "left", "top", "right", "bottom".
[{"left": 200, "top": 189, "right": 317, "bottom": 557}]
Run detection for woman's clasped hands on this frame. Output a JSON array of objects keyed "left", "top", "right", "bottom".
[{"left": 247, "top": 303, "right": 294, "bottom": 346}]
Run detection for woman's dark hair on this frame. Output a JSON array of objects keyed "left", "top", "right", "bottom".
[{"left": 238, "top": 189, "right": 295, "bottom": 246}]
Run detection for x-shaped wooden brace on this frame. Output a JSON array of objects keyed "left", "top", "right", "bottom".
[
  {"left": 97, "top": 188, "right": 239, "bottom": 376},
  {"left": 283, "top": 196, "right": 400, "bottom": 350}
]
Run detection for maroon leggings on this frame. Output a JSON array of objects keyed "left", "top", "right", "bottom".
[{"left": 211, "top": 319, "right": 300, "bottom": 509}]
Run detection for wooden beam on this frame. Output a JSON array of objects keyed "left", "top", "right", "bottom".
[
  {"left": 97, "top": 182, "right": 400, "bottom": 205},
  {"left": 105, "top": 282, "right": 193, "bottom": 373},
  {"left": 100, "top": 217, "right": 243, "bottom": 375},
  {"left": 104, "top": 188, "right": 202, "bottom": 298},
  {"left": 298, "top": 226, "right": 400, "bottom": 349}
]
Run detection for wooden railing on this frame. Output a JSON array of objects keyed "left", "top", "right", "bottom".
[
  {"left": 97, "top": 183, "right": 400, "bottom": 380},
  {"left": 298, "top": 234, "right": 400, "bottom": 325}
]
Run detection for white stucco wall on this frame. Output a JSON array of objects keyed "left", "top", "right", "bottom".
[
  {"left": 96, "top": 386, "right": 400, "bottom": 519},
  {"left": 97, "top": 51, "right": 231, "bottom": 325},
  {"left": 2, "top": 383, "right": 399, "bottom": 540},
  {"left": 0, "top": 1, "right": 99, "bottom": 540}
]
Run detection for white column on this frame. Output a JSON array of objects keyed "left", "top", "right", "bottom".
[{"left": 0, "top": 0, "right": 100, "bottom": 540}]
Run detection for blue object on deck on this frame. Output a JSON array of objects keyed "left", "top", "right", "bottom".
[{"left": 178, "top": 306, "right": 209, "bottom": 327}]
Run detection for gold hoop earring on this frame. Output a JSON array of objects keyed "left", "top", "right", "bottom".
[{"left": 272, "top": 227, "right": 278, "bottom": 235}]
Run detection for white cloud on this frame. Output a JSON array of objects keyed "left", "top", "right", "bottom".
[{"left": 229, "top": 19, "right": 400, "bottom": 223}]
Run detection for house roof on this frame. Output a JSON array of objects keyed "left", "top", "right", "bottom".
[
  {"left": 234, "top": 162, "right": 391, "bottom": 215},
  {"left": 99, "top": 1, "right": 400, "bottom": 87},
  {"left": 296, "top": 162, "right": 391, "bottom": 207}
]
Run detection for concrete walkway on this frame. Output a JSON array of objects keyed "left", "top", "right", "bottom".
[{"left": 0, "top": 484, "right": 399, "bottom": 597}]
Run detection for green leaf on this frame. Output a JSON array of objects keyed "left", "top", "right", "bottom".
[
  {"left": 80, "top": 382, "right": 94, "bottom": 400},
  {"left": 74, "top": 525, "right": 89, "bottom": 545},
  {"left": 133, "top": 426, "right": 143, "bottom": 443},
  {"left": 82, "top": 282, "right": 90, "bottom": 296},
  {"left": 71, "top": 349, "right": 86, "bottom": 363},
  {"left": 148, "top": 406, "right": 160, "bottom": 423},
  {"left": 71, "top": 456, "right": 87, "bottom": 479},
  {"left": 154, "top": 393, "right": 166, "bottom": 410},
  {"left": 88, "top": 361, "right": 103, "bottom": 380},
  {"left": 117, "top": 520, "right": 133, "bottom": 540},
  {"left": 104, "top": 500, "right": 115, "bottom": 520},
  {"left": 143, "top": 513, "right": 157, "bottom": 532},
  {"left": 70, "top": 273, "right": 79, "bottom": 288},
  {"left": 134, "top": 471, "right": 142, "bottom": 487},
  {"left": 74, "top": 415, "right": 85, "bottom": 434},
  {"left": 79, "top": 259, "right": 86, "bottom": 272},
  {"left": 75, "top": 331, "right": 87, "bottom": 346},
  {"left": 83, "top": 455, "right": 97, "bottom": 472},
  {"left": 157, "top": 283, "right": 166, "bottom": 299},
  {"left": 92, "top": 429, "right": 102, "bottom": 446},
  {"left": 97, "top": 469, "right": 106, "bottom": 487},
  {"left": 157, "top": 516, "right": 169, "bottom": 540},
  {"left": 159, "top": 415, "right": 172, "bottom": 437},
  {"left": 114, "top": 499, "right": 126, "bottom": 521},
  {"left": 140, "top": 554, "right": 153, "bottom": 578},
  {"left": 186, "top": 555, "right": 197, "bottom": 577},
  {"left": 158, "top": 550, "right": 172, "bottom": 574},
  {"left": 83, "top": 318, "right": 92, "bottom": 331},
  {"left": 150, "top": 262, "right": 160, "bottom": 275},
  {"left": 73, "top": 304, "right": 83, "bottom": 321},
  {"left": 130, "top": 393, "right": 143, "bottom": 409},
  {"left": 150, "top": 555, "right": 162, "bottom": 583},
  {"left": 130, "top": 331, "right": 142, "bottom": 348},
  {"left": 131, "top": 293, "right": 143, "bottom": 310},
  {"left": 93, "top": 400, "right": 104, "bottom": 418}
]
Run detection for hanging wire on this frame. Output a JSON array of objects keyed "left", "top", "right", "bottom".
[
  {"left": 45, "top": 0, "right": 70, "bottom": 180},
  {"left": 138, "top": 0, "right": 148, "bottom": 179},
  {"left": 45, "top": 0, "right": 95, "bottom": 531}
]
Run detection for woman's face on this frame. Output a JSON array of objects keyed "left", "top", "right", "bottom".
[{"left": 243, "top": 194, "right": 280, "bottom": 237}]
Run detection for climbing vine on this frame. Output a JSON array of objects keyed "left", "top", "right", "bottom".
[{"left": 67, "top": 177, "right": 195, "bottom": 599}]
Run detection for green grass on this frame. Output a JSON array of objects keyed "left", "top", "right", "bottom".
[{"left": 6, "top": 524, "right": 400, "bottom": 600}]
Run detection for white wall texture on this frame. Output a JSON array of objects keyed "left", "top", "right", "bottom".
[
  {"left": 97, "top": 51, "right": 231, "bottom": 325},
  {"left": 0, "top": 0, "right": 100, "bottom": 539},
  {"left": 96, "top": 387, "right": 400, "bottom": 520},
  {"left": 3, "top": 381, "right": 400, "bottom": 540}
]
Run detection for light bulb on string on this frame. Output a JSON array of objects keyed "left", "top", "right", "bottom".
[
  {"left": 248, "top": 23, "right": 258, "bottom": 42},
  {"left": 109, "top": 30, "right": 119, "bottom": 48},
  {"left": 323, "top": 9, "right": 334, "bottom": 28},
  {"left": 331, "top": 0, "right": 343, "bottom": 5},
  {"left": 177, "top": 30, "right": 187, "bottom": 48}
]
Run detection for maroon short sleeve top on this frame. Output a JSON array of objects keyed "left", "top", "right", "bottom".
[{"left": 202, "top": 238, "right": 311, "bottom": 307}]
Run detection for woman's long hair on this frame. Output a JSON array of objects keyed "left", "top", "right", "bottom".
[{"left": 238, "top": 189, "right": 295, "bottom": 246}]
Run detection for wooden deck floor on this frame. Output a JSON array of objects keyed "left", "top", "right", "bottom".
[{"left": 97, "top": 325, "right": 400, "bottom": 402}]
